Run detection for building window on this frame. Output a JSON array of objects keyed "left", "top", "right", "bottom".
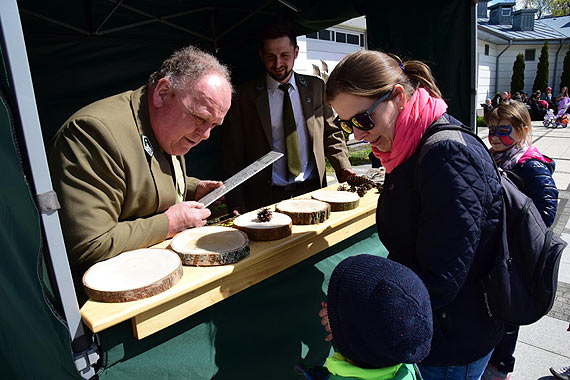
[
  {"left": 347, "top": 33, "right": 359, "bottom": 45},
  {"left": 522, "top": 15, "right": 532, "bottom": 28},
  {"left": 307, "top": 29, "right": 365, "bottom": 47},
  {"left": 318, "top": 30, "right": 331, "bottom": 41},
  {"left": 525, "top": 49, "right": 535, "bottom": 61},
  {"left": 502, "top": 8, "right": 511, "bottom": 16},
  {"left": 484, "top": 44, "right": 490, "bottom": 56}
]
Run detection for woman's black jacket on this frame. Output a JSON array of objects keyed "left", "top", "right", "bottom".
[{"left": 376, "top": 114, "right": 505, "bottom": 366}]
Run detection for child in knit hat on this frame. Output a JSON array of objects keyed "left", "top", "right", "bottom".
[{"left": 296, "top": 254, "right": 433, "bottom": 380}]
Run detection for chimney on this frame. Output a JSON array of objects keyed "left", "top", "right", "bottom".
[
  {"left": 512, "top": 8, "right": 537, "bottom": 31},
  {"left": 478, "top": 0, "right": 489, "bottom": 18},
  {"left": 489, "top": 1, "right": 516, "bottom": 25}
]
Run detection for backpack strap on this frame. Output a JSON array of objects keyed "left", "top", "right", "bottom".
[
  {"left": 417, "top": 115, "right": 503, "bottom": 180},
  {"left": 504, "top": 169, "right": 525, "bottom": 190}
]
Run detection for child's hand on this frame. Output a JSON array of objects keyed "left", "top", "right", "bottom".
[{"left": 319, "top": 301, "right": 333, "bottom": 342}]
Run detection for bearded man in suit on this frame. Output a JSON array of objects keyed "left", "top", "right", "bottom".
[
  {"left": 49, "top": 45, "right": 232, "bottom": 280},
  {"left": 223, "top": 23, "right": 355, "bottom": 213}
]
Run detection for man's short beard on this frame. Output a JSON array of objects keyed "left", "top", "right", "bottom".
[{"left": 269, "top": 67, "right": 293, "bottom": 82}]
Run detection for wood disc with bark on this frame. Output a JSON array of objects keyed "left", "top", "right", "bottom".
[
  {"left": 233, "top": 211, "right": 292, "bottom": 241},
  {"left": 82, "top": 248, "right": 183, "bottom": 303},
  {"left": 275, "top": 199, "right": 331, "bottom": 225},
  {"left": 311, "top": 190, "right": 360, "bottom": 211},
  {"left": 170, "top": 226, "right": 250, "bottom": 266}
]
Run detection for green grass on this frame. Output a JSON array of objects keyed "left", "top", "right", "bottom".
[
  {"left": 477, "top": 116, "right": 486, "bottom": 128},
  {"left": 326, "top": 145, "right": 373, "bottom": 173}
]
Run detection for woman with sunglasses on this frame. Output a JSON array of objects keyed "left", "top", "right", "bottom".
[{"left": 324, "top": 50, "right": 504, "bottom": 380}]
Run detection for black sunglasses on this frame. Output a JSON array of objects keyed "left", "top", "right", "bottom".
[{"left": 333, "top": 89, "right": 393, "bottom": 134}]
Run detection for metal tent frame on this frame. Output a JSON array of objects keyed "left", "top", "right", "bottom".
[{"left": 0, "top": 1, "right": 99, "bottom": 378}]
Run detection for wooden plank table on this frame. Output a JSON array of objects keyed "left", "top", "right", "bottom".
[{"left": 80, "top": 185, "right": 379, "bottom": 339}]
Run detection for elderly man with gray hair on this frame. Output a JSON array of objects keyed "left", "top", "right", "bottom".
[{"left": 49, "top": 45, "right": 233, "bottom": 286}]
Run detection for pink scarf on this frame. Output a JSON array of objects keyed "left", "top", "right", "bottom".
[{"left": 372, "top": 88, "right": 448, "bottom": 173}]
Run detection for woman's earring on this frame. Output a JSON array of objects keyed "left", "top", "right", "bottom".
[{"left": 399, "top": 106, "right": 404, "bottom": 110}]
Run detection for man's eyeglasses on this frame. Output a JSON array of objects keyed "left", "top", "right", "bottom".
[{"left": 333, "top": 89, "right": 393, "bottom": 134}]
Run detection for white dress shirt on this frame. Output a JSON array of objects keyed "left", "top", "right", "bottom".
[{"left": 266, "top": 73, "right": 316, "bottom": 186}]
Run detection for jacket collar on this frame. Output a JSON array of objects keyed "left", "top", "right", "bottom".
[
  {"left": 325, "top": 353, "right": 408, "bottom": 380},
  {"left": 130, "top": 85, "right": 179, "bottom": 209}
]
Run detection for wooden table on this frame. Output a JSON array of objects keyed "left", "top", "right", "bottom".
[{"left": 80, "top": 185, "right": 379, "bottom": 339}]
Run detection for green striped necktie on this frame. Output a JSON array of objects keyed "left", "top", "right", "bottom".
[{"left": 278, "top": 83, "right": 302, "bottom": 177}]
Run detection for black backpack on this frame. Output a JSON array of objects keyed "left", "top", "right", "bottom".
[{"left": 419, "top": 122, "right": 566, "bottom": 326}]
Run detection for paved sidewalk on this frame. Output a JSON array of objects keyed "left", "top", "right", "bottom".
[{"left": 328, "top": 122, "right": 570, "bottom": 379}]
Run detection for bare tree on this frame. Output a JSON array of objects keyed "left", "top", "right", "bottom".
[{"left": 525, "top": 0, "right": 569, "bottom": 17}]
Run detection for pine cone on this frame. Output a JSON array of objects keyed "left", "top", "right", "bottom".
[
  {"left": 257, "top": 207, "right": 273, "bottom": 222},
  {"left": 337, "top": 184, "right": 349, "bottom": 191},
  {"left": 346, "top": 175, "right": 375, "bottom": 187},
  {"left": 356, "top": 187, "right": 367, "bottom": 197}
]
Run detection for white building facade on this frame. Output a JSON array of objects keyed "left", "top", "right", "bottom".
[
  {"left": 294, "top": 16, "right": 367, "bottom": 79},
  {"left": 477, "top": 1, "right": 570, "bottom": 106}
]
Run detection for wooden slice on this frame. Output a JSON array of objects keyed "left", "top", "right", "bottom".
[
  {"left": 233, "top": 211, "right": 292, "bottom": 241},
  {"left": 311, "top": 190, "right": 360, "bottom": 211},
  {"left": 82, "top": 248, "right": 183, "bottom": 303},
  {"left": 275, "top": 199, "right": 331, "bottom": 225},
  {"left": 170, "top": 226, "right": 250, "bottom": 266}
]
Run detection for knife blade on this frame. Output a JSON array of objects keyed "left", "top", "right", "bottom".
[{"left": 197, "top": 151, "right": 284, "bottom": 207}]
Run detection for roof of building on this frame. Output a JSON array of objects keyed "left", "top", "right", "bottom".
[
  {"left": 488, "top": 1, "right": 516, "bottom": 10},
  {"left": 540, "top": 16, "right": 570, "bottom": 38},
  {"left": 478, "top": 16, "right": 570, "bottom": 42}
]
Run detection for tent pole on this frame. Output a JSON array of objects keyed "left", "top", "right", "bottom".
[
  {"left": 0, "top": 1, "right": 99, "bottom": 379},
  {"left": 95, "top": 0, "right": 124, "bottom": 34}
]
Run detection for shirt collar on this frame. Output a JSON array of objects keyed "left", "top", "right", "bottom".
[{"left": 266, "top": 72, "right": 297, "bottom": 94}]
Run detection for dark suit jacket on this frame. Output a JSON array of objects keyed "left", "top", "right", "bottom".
[{"left": 222, "top": 72, "right": 351, "bottom": 211}]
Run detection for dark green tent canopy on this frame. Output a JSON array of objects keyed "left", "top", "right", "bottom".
[
  {"left": 0, "top": 1, "right": 475, "bottom": 378},
  {"left": 18, "top": 0, "right": 475, "bottom": 179}
]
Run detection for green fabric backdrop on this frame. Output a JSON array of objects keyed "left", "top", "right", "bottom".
[{"left": 0, "top": 59, "right": 80, "bottom": 379}]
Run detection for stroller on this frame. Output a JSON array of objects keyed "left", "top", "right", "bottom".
[{"left": 544, "top": 97, "right": 570, "bottom": 128}]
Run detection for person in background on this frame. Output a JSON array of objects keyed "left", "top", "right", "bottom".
[
  {"left": 511, "top": 92, "right": 522, "bottom": 103},
  {"left": 49, "top": 45, "right": 232, "bottom": 288},
  {"left": 555, "top": 86, "right": 569, "bottom": 113},
  {"left": 324, "top": 50, "right": 504, "bottom": 380},
  {"left": 491, "top": 93, "right": 502, "bottom": 108},
  {"left": 482, "top": 98, "right": 494, "bottom": 115},
  {"left": 528, "top": 90, "right": 547, "bottom": 120},
  {"left": 556, "top": 86, "right": 569, "bottom": 104},
  {"left": 482, "top": 100, "right": 558, "bottom": 380},
  {"left": 299, "top": 254, "right": 433, "bottom": 380},
  {"left": 222, "top": 22, "right": 354, "bottom": 213},
  {"left": 541, "top": 86, "right": 553, "bottom": 106}
]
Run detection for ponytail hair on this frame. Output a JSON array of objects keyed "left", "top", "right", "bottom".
[{"left": 326, "top": 50, "right": 442, "bottom": 102}]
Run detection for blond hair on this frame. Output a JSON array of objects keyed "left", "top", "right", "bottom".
[
  {"left": 325, "top": 50, "right": 442, "bottom": 102},
  {"left": 483, "top": 100, "right": 532, "bottom": 145}
]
